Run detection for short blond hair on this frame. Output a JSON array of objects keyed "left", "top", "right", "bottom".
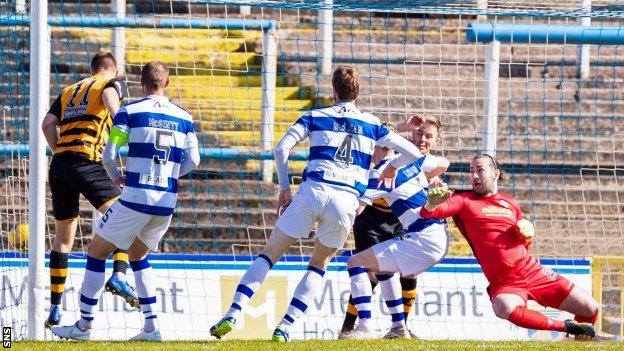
[
  {"left": 422, "top": 115, "right": 442, "bottom": 135},
  {"left": 332, "top": 65, "right": 360, "bottom": 101}
]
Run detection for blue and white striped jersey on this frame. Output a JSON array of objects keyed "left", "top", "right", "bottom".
[
  {"left": 280, "top": 102, "right": 394, "bottom": 195},
  {"left": 362, "top": 154, "right": 445, "bottom": 234},
  {"left": 112, "top": 95, "right": 198, "bottom": 216}
]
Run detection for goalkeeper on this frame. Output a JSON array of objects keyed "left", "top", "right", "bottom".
[{"left": 420, "top": 154, "right": 600, "bottom": 338}]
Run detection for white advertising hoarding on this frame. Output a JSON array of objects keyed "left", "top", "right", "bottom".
[{"left": 0, "top": 254, "right": 591, "bottom": 341}]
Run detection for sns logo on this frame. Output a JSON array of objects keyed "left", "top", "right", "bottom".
[{"left": 219, "top": 275, "right": 288, "bottom": 339}]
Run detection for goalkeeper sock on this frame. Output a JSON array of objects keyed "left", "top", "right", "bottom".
[
  {"left": 278, "top": 266, "right": 325, "bottom": 330},
  {"left": 49, "top": 250, "right": 69, "bottom": 307},
  {"left": 377, "top": 273, "right": 405, "bottom": 328},
  {"left": 130, "top": 258, "right": 159, "bottom": 333},
  {"left": 77, "top": 256, "right": 106, "bottom": 330},
  {"left": 400, "top": 276, "right": 417, "bottom": 317},
  {"left": 348, "top": 266, "right": 372, "bottom": 325},
  {"left": 507, "top": 305, "right": 565, "bottom": 331},
  {"left": 112, "top": 249, "right": 129, "bottom": 279},
  {"left": 574, "top": 311, "right": 598, "bottom": 325},
  {"left": 226, "top": 254, "right": 273, "bottom": 319}
]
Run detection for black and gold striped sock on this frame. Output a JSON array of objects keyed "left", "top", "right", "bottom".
[
  {"left": 400, "top": 277, "right": 417, "bottom": 317},
  {"left": 341, "top": 295, "right": 358, "bottom": 332},
  {"left": 112, "top": 249, "right": 129, "bottom": 275},
  {"left": 49, "top": 250, "right": 69, "bottom": 306}
]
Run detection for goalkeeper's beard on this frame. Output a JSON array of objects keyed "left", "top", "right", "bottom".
[{"left": 473, "top": 180, "right": 497, "bottom": 195}]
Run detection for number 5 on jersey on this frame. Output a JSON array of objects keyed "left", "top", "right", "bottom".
[
  {"left": 153, "top": 130, "right": 174, "bottom": 165},
  {"left": 334, "top": 135, "right": 353, "bottom": 166}
]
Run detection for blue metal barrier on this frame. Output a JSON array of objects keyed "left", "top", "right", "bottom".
[
  {"left": 0, "top": 144, "right": 309, "bottom": 161},
  {"left": 466, "top": 22, "right": 624, "bottom": 44},
  {"left": 0, "top": 15, "right": 275, "bottom": 31}
]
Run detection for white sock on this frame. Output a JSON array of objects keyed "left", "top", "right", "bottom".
[
  {"left": 225, "top": 254, "right": 273, "bottom": 319},
  {"left": 78, "top": 256, "right": 106, "bottom": 331},
  {"left": 348, "top": 266, "right": 372, "bottom": 327},
  {"left": 376, "top": 273, "right": 405, "bottom": 328},
  {"left": 130, "top": 258, "right": 159, "bottom": 333},
  {"left": 278, "top": 266, "right": 325, "bottom": 331}
]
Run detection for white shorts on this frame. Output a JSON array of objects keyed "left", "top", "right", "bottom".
[
  {"left": 372, "top": 223, "right": 449, "bottom": 276},
  {"left": 275, "top": 181, "right": 360, "bottom": 249},
  {"left": 95, "top": 201, "right": 172, "bottom": 252}
]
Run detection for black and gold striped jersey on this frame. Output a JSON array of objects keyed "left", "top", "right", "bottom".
[{"left": 48, "top": 74, "right": 128, "bottom": 162}]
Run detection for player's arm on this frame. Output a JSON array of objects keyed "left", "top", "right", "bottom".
[
  {"left": 103, "top": 108, "right": 130, "bottom": 187},
  {"left": 41, "top": 95, "right": 61, "bottom": 150},
  {"left": 274, "top": 114, "right": 309, "bottom": 213},
  {"left": 102, "top": 77, "right": 128, "bottom": 117},
  {"left": 423, "top": 155, "right": 450, "bottom": 181},
  {"left": 395, "top": 114, "right": 425, "bottom": 133},
  {"left": 420, "top": 189, "right": 464, "bottom": 219},
  {"left": 512, "top": 198, "right": 534, "bottom": 248},
  {"left": 376, "top": 131, "right": 423, "bottom": 189},
  {"left": 179, "top": 131, "right": 200, "bottom": 177}
]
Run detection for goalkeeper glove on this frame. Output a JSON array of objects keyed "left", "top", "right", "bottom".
[
  {"left": 424, "top": 187, "right": 452, "bottom": 211},
  {"left": 516, "top": 218, "right": 534, "bottom": 248}
]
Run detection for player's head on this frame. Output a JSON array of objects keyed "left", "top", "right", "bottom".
[
  {"left": 372, "top": 122, "right": 396, "bottom": 165},
  {"left": 90, "top": 51, "right": 117, "bottom": 76},
  {"left": 411, "top": 115, "right": 442, "bottom": 155},
  {"left": 332, "top": 65, "right": 360, "bottom": 103},
  {"left": 470, "top": 154, "right": 502, "bottom": 196},
  {"left": 141, "top": 61, "right": 170, "bottom": 95}
]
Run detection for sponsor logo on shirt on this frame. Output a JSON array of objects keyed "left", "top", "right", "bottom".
[
  {"left": 481, "top": 205, "right": 513, "bottom": 217},
  {"left": 140, "top": 173, "right": 168, "bottom": 187}
]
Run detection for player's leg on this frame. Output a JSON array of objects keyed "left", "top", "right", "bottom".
[
  {"left": 376, "top": 273, "right": 409, "bottom": 338},
  {"left": 400, "top": 274, "right": 417, "bottom": 334},
  {"left": 211, "top": 184, "right": 317, "bottom": 339},
  {"left": 50, "top": 234, "right": 120, "bottom": 340},
  {"left": 47, "top": 156, "right": 80, "bottom": 328},
  {"left": 273, "top": 238, "right": 339, "bottom": 342},
  {"left": 123, "top": 214, "right": 172, "bottom": 342},
  {"left": 210, "top": 226, "right": 298, "bottom": 338},
  {"left": 80, "top": 162, "right": 137, "bottom": 307},
  {"left": 340, "top": 206, "right": 383, "bottom": 337},
  {"left": 392, "top": 224, "right": 418, "bottom": 337},
  {"left": 270, "top": 186, "right": 358, "bottom": 342},
  {"left": 346, "top": 245, "right": 399, "bottom": 339},
  {"left": 557, "top": 286, "right": 599, "bottom": 325},
  {"left": 51, "top": 201, "right": 144, "bottom": 340},
  {"left": 529, "top": 270, "right": 598, "bottom": 338}
]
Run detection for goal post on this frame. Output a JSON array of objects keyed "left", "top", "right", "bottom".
[{"left": 27, "top": 0, "right": 49, "bottom": 340}]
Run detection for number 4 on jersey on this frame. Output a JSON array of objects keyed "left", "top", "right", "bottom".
[{"left": 334, "top": 135, "right": 353, "bottom": 166}]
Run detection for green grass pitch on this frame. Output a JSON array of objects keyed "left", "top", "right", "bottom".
[{"left": 11, "top": 340, "right": 622, "bottom": 351}]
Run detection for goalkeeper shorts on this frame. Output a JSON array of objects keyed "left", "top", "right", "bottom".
[
  {"left": 95, "top": 200, "right": 172, "bottom": 251},
  {"left": 487, "top": 256, "right": 575, "bottom": 309}
]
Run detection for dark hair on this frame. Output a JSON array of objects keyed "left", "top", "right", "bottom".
[
  {"left": 141, "top": 61, "right": 169, "bottom": 90},
  {"left": 90, "top": 51, "right": 117, "bottom": 72},
  {"left": 332, "top": 65, "right": 360, "bottom": 102},
  {"left": 472, "top": 153, "right": 505, "bottom": 182}
]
